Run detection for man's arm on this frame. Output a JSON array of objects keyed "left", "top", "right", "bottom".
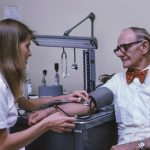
[
  {"left": 89, "top": 87, "right": 114, "bottom": 110},
  {"left": 28, "top": 87, "right": 114, "bottom": 126},
  {"left": 28, "top": 102, "right": 91, "bottom": 126},
  {"left": 111, "top": 141, "right": 139, "bottom": 150}
]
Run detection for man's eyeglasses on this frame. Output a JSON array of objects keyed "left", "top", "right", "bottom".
[{"left": 113, "top": 40, "right": 143, "bottom": 55}]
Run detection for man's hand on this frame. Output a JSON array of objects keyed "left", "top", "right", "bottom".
[{"left": 111, "top": 142, "right": 138, "bottom": 150}]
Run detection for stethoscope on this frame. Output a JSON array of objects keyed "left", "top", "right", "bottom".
[{"left": 61, "top": 47, "right": 68, "bottom": 78}]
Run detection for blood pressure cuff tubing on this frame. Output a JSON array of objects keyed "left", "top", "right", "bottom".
[{"left": 89, "top": 87, "right": 114, "bottom": 111}]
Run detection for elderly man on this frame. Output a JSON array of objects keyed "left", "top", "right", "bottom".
[{"left": 90, "top": 27, "right": 150, "bottom": 150}]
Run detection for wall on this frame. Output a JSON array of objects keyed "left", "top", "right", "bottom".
[{"left": 0, "top": 0, "right": 150, "bottom": 94}]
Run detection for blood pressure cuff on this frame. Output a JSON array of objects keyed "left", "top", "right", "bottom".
[{"left": 89, "top": 87, "right": 114, "bottom": 111}]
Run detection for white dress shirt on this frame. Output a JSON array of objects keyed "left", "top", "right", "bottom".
[{"left": 103, "top": 65, "right": 150, "bottom": 144}]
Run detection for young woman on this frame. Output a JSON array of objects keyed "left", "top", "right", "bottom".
[{"left": 0, "top": 19, "right": 89, "bottom": 150}]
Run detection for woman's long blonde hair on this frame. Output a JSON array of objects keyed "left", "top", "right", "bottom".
[{"left": 0, "top": 19, "right": 33, "bottom": 100}]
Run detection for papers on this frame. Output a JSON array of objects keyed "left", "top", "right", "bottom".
[{"left": 4, "top": 5, "right": 21, "bottom": 20}]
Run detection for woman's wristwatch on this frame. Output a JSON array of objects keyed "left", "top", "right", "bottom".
[{"left": 138, "top": 140, "right": 146, "bottom": 150}]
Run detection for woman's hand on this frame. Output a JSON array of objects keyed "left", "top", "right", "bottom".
[
  {"left": 29, "top": 110, "right": 76, "bottom": 133},
  {"left": 65, "top": 90, "right": 89, "bottom": 103},
  {"left": 44, "top": 112, "right": 76, "bottom": 133},
  {"left": 28, "top": 107, "right": 55, "bottom": 126}
]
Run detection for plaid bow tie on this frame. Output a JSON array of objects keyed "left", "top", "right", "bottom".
[{"left": 126, "top": 68, "right": 148, "bottom": 84}]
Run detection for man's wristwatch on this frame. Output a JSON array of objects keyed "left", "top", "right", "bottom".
[{"left": 138, "top": 140, "right": 146, "bottom": 150}]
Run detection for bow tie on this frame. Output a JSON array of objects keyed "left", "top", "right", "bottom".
[{"left": 126, "top": 68, "right": 148, "bottom": 84}]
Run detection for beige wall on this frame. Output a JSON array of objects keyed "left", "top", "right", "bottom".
[{"left": 1, "top": 0, "right": 150, "bottom": 94}]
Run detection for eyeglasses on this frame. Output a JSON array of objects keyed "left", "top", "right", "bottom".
[{"left": 113, "top": 40, "right": 143, "bottom": 55}]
